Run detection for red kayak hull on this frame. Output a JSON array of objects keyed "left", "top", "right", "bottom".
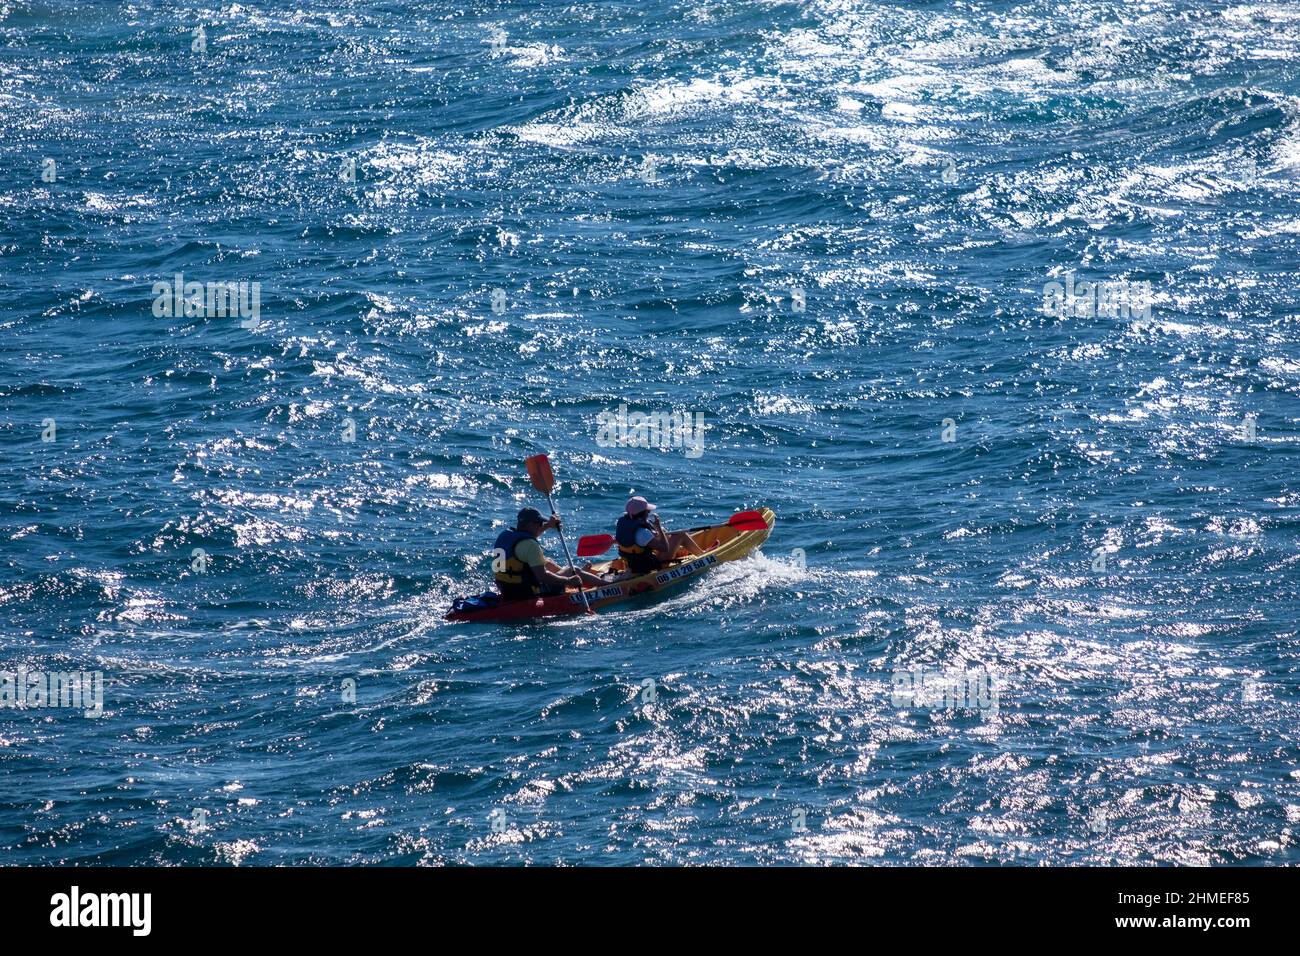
[{"left": 445, "top": 592, "right": 590, "bottom": 623}]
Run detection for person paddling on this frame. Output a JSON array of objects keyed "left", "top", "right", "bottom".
[
  {"left": 493, "top": 508, "right": 606, "bottom": 600},
  {"left": 615, "top": 496, "right": 706, "bottom": 574}
]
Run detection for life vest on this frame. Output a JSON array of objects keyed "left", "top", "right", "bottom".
[
  {"left": 493, "top": 529, "right": 542, "bottom": 599},
  {"left": 616, "top": 514, "right": 661, "bottom": 574}
]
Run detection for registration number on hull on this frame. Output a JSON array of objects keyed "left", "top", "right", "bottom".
[{"left": 655, "top": 554, "right": 717, "bottom": 585}]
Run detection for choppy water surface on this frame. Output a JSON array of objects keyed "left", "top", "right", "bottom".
[{"left": 1, "top": 0, "right": 1299, "bottom": 865}]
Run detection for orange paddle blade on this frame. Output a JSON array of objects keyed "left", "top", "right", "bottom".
[{"left": 525, "top": 454, "right": 554, "bottom": 495}]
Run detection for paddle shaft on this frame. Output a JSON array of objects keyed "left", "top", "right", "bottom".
[{"left": 544, "top": 492, "right": 592, "bottom": 614}]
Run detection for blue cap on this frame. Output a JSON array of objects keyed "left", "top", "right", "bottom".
[{"left": 516, "top": 508, "right": 545, "bottom": 528}]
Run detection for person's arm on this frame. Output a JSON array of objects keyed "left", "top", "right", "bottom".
[
  {"left": 647, "top": 513, "right": 672, "bottom": 553},
  {"left": 520, "top": 534, "right": 593, "bottom": 588},
  {"left": 516, "top": 538, "right": 569, "bottom": 589}
]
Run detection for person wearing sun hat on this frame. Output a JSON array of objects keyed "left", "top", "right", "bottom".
[{"left": 614, "top": 496, "right": 706, "bottom": 574}]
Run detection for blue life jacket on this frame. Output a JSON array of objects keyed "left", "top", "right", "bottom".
[
  {"left": 493, "top": 528, "right": 541, "bottom": 599},
  {"left": 616, "top": 514, "right": 661, "bottom": 574}
]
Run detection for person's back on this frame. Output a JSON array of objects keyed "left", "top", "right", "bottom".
[
  {"left": 615, "top": 509, "right": 662, "bottom": 573},
  {"left": 493, "top": 524, "right": 546, "bottom": 599}
]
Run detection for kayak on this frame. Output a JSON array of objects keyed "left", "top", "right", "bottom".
[{"left": 445, "top": 507, "right": 775, "bottom": 622}]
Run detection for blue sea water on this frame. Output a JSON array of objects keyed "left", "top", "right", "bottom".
[{"left": 1, "top": 0, "right": 1298, "bottom": 866}]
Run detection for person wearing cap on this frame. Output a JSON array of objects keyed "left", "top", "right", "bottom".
[
  {"left": 493, "top": 507, "right": 606, "bottom": 600},
  {"left": 615, "top": 496, "right": 706, "bottom": 575}
]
